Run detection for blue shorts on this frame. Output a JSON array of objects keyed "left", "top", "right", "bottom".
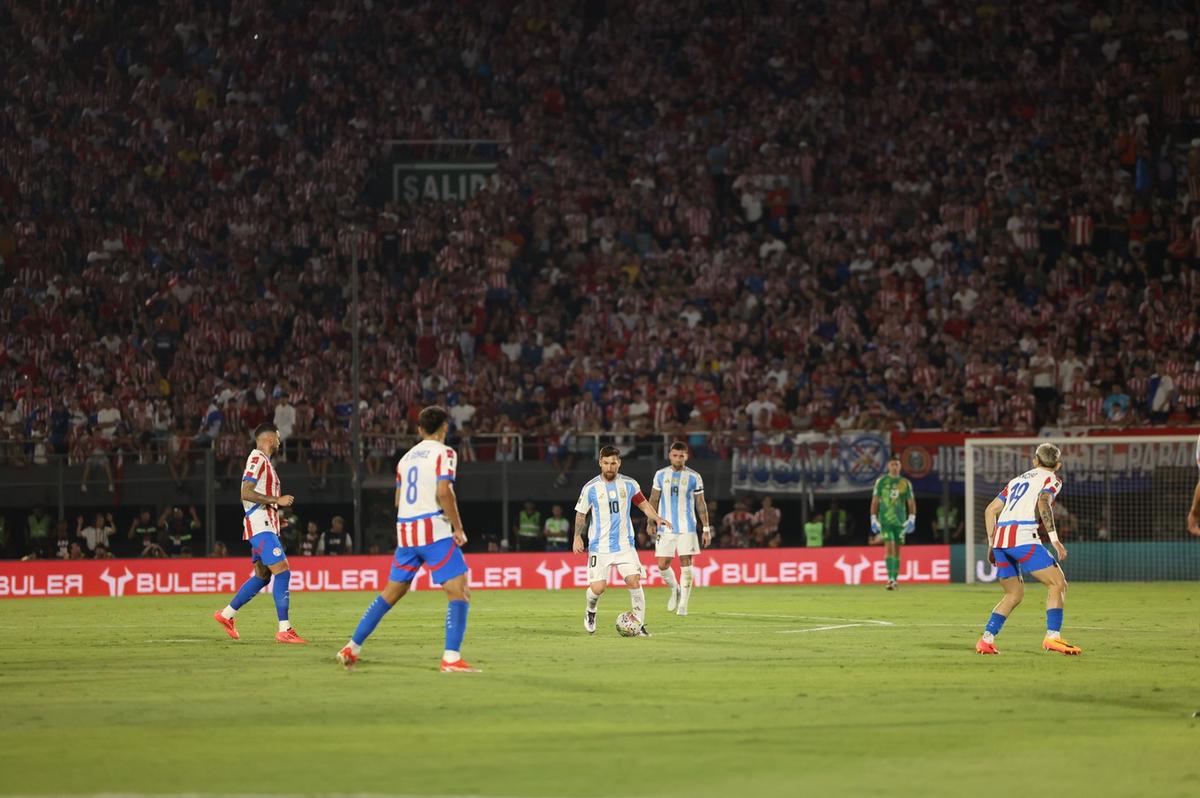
[
  {"left": 994, "top": 543, "right": 1056, "bottom": 576},
  {"left": 250, "top": 532, "right": 287, "bottom": 566},
  {"left": 389, "top": 537, "right": 468, "bottom": 585}
]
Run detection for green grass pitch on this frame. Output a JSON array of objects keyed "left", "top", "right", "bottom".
[{"left": 1, "top": 583, "right": 1199, "bottom": 798}]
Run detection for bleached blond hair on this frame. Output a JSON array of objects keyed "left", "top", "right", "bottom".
[{"left": 1034, "top": 443, "right": 1061, "bottom": 469}]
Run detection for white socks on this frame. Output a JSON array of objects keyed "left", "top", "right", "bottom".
[
  {"left": 443, "top": 650, "right": 461, "bottom": 663},
  {"left": 981, "top": 631, "right": 995, "bottom": 643},
  {"left": 661, "top": 567, "right": 679, "bottom": 591},
  {"left": 586, "top": 587, "right": 600, "bottom": 611},
  {"left": 346, "top": 641, "right": 362, "bottom": 655},
  {"left": 278, "top": 620, "right": 291, "bottom": 632},
  {"left": 220, "top": 606, "right": 237, "bottom": 619},
  {"left": 1045, "top": 630, "right": 1061, "bottom": 639},
  {"left": 678, "top": 566, "right": 694, "bottom": 612},
  {"left": 630, "top": 587, "right": 646, "bottom": 623}
]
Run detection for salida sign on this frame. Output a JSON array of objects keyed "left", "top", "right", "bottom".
[
  {"left": 391, "top": 162, "right": 499, "bottom": 202},
  {"left": 0, "top": 547, "right": 950, "bottom": 599}
]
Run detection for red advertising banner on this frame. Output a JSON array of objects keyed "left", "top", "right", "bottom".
[{"left": 0, "top": 546, "right": 951, "bottom": 599}]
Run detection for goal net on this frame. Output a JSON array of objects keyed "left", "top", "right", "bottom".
[{"left": 964, "top": 435, "right": 1199, "bottom": 583}]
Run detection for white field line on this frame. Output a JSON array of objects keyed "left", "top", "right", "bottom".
[
  {"left": 715, "top": 612, "right": 895, "bottom": 626},
  {"left": 777, "top": 623, "right": 871, "bottom": 634}
]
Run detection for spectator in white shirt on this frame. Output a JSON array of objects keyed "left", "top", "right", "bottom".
[
  {"left": 96, "top": 397, "right": 122, "bottom": 440},
  {"left": 450, "top": 396, "right": 477, "bottom": 430},
  {"left": 273, "top": 393, "right": 296, "bottom": 460},
  {"left": 77, "top": 512, "right": 115, "bottom": 553}
]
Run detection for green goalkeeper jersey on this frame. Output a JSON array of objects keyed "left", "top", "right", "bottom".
[{"left": 873, "top": 475, "right": 913, "bottom": 528}]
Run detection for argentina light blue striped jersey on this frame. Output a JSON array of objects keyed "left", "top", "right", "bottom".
[
  {"left": 574, "top": 474, "right": 644, "bottom": 554},
  {"left": 653, "top": 466, "right": 705, "bottom": 534}
]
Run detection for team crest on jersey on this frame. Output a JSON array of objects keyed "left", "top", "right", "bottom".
[
  {"left": 272, "top": 547, "right": 282, "bottom": 556},
  {"left": 618, "top": 489, "right": 627, "bottom": 500}
]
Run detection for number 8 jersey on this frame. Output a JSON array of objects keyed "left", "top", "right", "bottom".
[
  {"left": 395, "top": 439, "right": 457, "bottom": 547},
  {"left": 993, "top": 466, "right": 1063, "bottom": 548}
]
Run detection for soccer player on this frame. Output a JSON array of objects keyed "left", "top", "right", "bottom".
[
  {"left": 213, "top": 423, "right": 306, "bottom": 643},
  {"left": 574, "top": 445, "right": 672, "bottom": 636},
  {"left": 647, "top": 441, "right": 712, "bottom": 616},
  {"left": 870, "top": 455, "right": 916, "bottom": 590},
  {"left": 336, "top": 406, "right": 478, "bottom": 672},
  {"left": 975, "top": 443, "right": 1081, "bottom": 656}
]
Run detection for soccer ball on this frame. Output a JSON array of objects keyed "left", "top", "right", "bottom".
[{"left": 615, "top": 611, "right": 641, "bottom": 637}]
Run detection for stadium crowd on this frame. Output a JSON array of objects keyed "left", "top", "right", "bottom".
[{"left": 2, "top": 0, "right": 1200, "bottom": 480}]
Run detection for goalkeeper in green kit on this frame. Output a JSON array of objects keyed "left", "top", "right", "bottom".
[{"left": 870, "top": 455, "right": 916, "bottom": 590}]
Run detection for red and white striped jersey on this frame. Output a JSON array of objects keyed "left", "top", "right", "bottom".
[
  {"left": 913, "top": 364, "right": 938, "bottom": 390},
  {"left": 1011, "top": 402, "right": 1035, "bottom": 429},
  {"left": 1080, "top": 394, "right": 1104, "bottom": 425},
  {"left": 564, "top": 212, "right": 589, "bottom": 245},
  {"left": 1177, "top": 372, "right": 1200, "bottom": 406},
  {"left": 241, "top": 449, "right": 280, "bottom": 539},
  {"left": 992, "top": 466, "right": 1062, "bottom": 549},
  {"left": 682, "top": 206, "right": 711, "bottom": 238},
  {"left": 1068, "top": 214, "right": 1094, "bottom": 246},
  {"left": 395, "top": 439, "right": 457, "bottom": 547},
  {"left": 393, "top": 376, "right": 420, "bottom": 407},
  {"left": 1126, "top": 375, "right": 1149, "bottom": 402}
]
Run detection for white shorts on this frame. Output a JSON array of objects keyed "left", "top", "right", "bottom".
[
  {"left": 655, "top": 532, "right": 700, "bottom": 558},
  {"left": 587, "top": 549, "right": 645, "bottom": 584}
]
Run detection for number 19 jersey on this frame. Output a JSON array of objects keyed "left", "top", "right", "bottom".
[
  {"left": 395, "top": 439, "right": 457, "bottom": 547},
  {"left": 653, "top": 466, "right": 704, "bottom": 534},
  {"left": 993, "top": 466, "right": 1063, "bottom": 548}
]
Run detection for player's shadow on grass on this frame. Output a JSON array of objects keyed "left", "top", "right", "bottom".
[
  {"left": 327, "top": 658, "right": 446, "bottom": 674},
  {"left": 915, "top": 642, "right": 977, "bottom": 653}
]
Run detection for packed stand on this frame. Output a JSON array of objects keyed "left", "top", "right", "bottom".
[{"left": 2, "top": 0, "right": 1200, "bottom": 479}]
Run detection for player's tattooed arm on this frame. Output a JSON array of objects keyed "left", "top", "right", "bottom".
[
  {"left": 1036, "top": 492, "right": 1056, "bottom": 538},
  {"left": 1038, "top": 491, "right": 1067, "bottom": 560},
  {"left": 696, "top": 495, "right": 712, "bottom": 546},
  {"left": 572, "top": 511, "right": 588, "bottom": 554},
  {"left": 647, "top": 488, "right": 661, "bottom": 531}
]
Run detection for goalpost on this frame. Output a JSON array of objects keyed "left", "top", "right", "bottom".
[{"left": 964, "top": 435, "right": 1199, "bottom": 583}]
